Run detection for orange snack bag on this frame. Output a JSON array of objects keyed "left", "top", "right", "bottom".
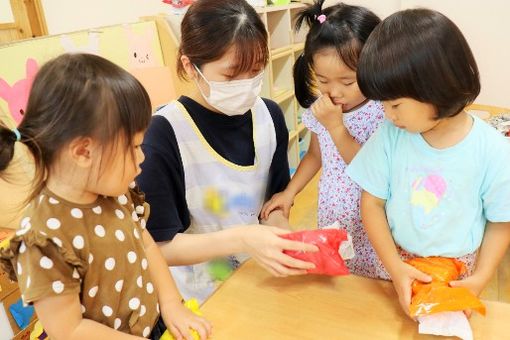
[{"left": 406, "top": 257, "right": 486, "bottom": 317}]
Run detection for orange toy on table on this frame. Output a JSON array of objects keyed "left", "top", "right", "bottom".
[{"left": 406, "top": 257, "right": 486, "bottom": 317}]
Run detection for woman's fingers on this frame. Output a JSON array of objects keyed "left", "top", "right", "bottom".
[
  {"left": 279, "top": 238, "right": 319, "bottom": 253},
  {"left": 276, "top": 251, "right": 316, "bottom": 271}
]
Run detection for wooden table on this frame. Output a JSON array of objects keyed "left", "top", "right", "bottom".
[{"left": 200, "top": 260, "right": 510, "bottom": 339}]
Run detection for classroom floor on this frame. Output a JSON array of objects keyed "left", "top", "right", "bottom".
[{"left": 288, "top": 173, "right": 510, "bottom": 303}]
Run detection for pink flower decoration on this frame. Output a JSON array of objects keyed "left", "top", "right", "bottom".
[{"left": 317, "top": 14, "right": 327, "bottom": 24}]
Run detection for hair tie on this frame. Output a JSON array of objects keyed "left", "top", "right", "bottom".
[
  {"left": 12, "top": 128, "right": 21, "bottom": 142},
  {"left": 317, "top": 14, "right": 327, "bottom": 24}
]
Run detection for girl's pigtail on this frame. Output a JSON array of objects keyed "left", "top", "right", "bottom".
[
  {"left": 0, "top": 125, "right": 20, "bottom": 172},
  {"left": 293, "top": 0, "right": 326, "bottom": 108},
  {"left": 294, "top": 0, "right": 325, "bottom": 31},
  {"left": 293, "top": 53, "right": 318, "bottom": 108}
]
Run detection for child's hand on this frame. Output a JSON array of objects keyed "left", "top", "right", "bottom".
[
  {"left": 389, "top": 261, "right": 432, "bottom": 319},
  {"left": 311, "top": 95, "right": 344, "bottom": 131},
  {"left": 449, "top": 274, "right": 486, "bottom": 318},
  {"left": 161, "top": 300, "right": 212, "bottom": 340},
  {"left": 260, "top": 191, "right": 295, "bottom": 219}
]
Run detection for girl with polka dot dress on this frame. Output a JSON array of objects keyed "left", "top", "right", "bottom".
[
  {"left": 0, "top": 54, "right": 211, "bottom": 339},
  {"left": 261, "top": 1, "right": 385, "bottom": 278}
]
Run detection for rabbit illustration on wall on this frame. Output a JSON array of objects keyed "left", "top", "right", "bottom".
[
  {"left": 0, "top": 58, "right": 39, "bottom": 125},
  {"left": 124, "top": 25, "right": 157, "bottom": 68},
  {"left": 60, "top": 32, "right": 100, "bottom": 55}
]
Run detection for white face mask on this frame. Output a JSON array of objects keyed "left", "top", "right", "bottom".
[{"left": 194, "top": 65, "right": 264, "bottom": 116}]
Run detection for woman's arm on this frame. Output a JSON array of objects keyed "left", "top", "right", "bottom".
[
  {"left": 34, "top": 294, "right": 144, "bottom": 340},
  {"left": 157, "top": 225, "right": 318, "bottom": 277}
]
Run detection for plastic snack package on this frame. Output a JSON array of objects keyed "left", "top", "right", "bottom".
[
  {"left": 418, "top": 311, "right": 473, "bottom": 340},
  {"left": 406, "top": 257, "right": 486, "bottom": 317},
  {"left": 280, "top": 224, "right": 351, "bottom": 276}
]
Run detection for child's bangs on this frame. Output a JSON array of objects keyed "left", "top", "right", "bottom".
[
  {"left": 335, "top": 38, "right": 362, "bottom": 71},
  {"left": 95, "top": 73, "right": 151, "bottom": 152},
  {"left": 357, "top": 44, "right": 414, "bottom": 102}
]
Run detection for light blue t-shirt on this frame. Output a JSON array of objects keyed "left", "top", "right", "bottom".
[{"left": 346, "top": 116, "right": 510, "bottom": 257}]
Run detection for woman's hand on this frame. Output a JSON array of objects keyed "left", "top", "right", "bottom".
[
  {"left": 242, "top": 225, "right": 318, "bottom": 277},
  {"left": 389, "top": 260, "right": 432, "bottom": 319},
  {"left": 311, "top": 95, "right": 344, "bottom": 131},
  {"left": 160, "top": 299, "right": 212, "bottom": 340},
  {"left": 260, "top": 190, "right": 295, "bottom": 220}
]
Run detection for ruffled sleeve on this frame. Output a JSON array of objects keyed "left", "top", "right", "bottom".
[
  {"left": 0, "top": 229, "right": 82, "bottom": 304},
  {"left": 127, "top": 185, "right": 150, "bottom": 230}
]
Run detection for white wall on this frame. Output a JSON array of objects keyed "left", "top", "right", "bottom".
[
  {"left": 0, "top": 0, "right": 14, "bottom": 23},
  {"left": 40, "top": 0, "right": 510, "bottom": 107},
  {"left": 401, "top": 0, "right": 510, "bottom": 108},
  {"left": 326, "top": 0, "right": 510, "bottom": 108},
  {"left": 41, "top": 0, "right": 172, "bottom": 34}
]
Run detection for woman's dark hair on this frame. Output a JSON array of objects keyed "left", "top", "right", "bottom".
[
  {"left": 177, "top": 0, "right": 269, "bottom": 79},
  {"left": 0, "top": 53, "right": 152, "bottom": 201},
  {"left": 293, "top": 0, "right": 381, "bottom": 108},
  {"left": 357, "top": 8, "right": 480, "bottom": 119}
]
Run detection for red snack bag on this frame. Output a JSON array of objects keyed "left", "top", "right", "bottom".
[
  {"left": 280, "top": 229, "right": 350, "bottom": 276},
  {"left": 406, "top": 257, "right": 486, "bottom": 317}
]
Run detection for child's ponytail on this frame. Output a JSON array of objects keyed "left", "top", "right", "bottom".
[
  {"left": 293, "top": 53, "right": 317, "bottom": 108},
  {"left": 0, "top": 119, "right": 45, "bottom": 207},
  {"left": 0, "top": 125, "right": 18, "bottom": 172},
  {"left": 294, "top": 0, "right": 325, "bottom": 33}
]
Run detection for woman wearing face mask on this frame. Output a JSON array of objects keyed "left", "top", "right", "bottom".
[{"left": 137, "top": 0, "right": 318, "bottom": 303}]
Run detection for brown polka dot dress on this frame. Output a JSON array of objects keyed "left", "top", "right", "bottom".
[{"left": 0, "top": 187, "right": 159, "bottom": 337}]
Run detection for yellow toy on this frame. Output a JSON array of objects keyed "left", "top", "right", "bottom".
[
  {"left": 30, "top": 320, "right": 45, "bottom": 339},
  {"left": 160, "top": 298, "right": 202, "bottom": 340}
]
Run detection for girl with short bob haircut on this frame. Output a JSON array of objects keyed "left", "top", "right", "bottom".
[{"left": 348, "top": 9, "right": 510, "bottom": 317}]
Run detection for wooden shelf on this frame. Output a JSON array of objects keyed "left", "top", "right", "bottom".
[
  {"left": 298, "top": 123, "right": 306, "bottom": 134},
  {"left": 273, "top": 89, "right": 294, "bottom": 104},
  {"left": 271, "top": 47, "right": 293, "bottom": 61},
  {"left": 289, "top": 130, "right": 298, "bottom": 141},
  {"left": 267, "top": 8, "right": 291, "bottom": 50},
  {"left": 271, "top": 52, "right": 294, "bottom": 98},
  {"left": 292, "top": 42, "right": 305, "bottom": 52}
]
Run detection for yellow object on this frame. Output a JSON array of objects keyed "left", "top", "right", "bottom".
[
  {"left": 0, "top": 238, "right": 10, "bottom": 249},
  {"left": 0, "top": 229, "right": 14, "bottom": 249},
  {"left": 203, "top": 188, "right": 227, "bottom": 217},
  {"left": 160, "top": 299, "right": 202, "bottom": 340},
  {"left": 30, "top": 320, "right": 45, "bottom": 339}
]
